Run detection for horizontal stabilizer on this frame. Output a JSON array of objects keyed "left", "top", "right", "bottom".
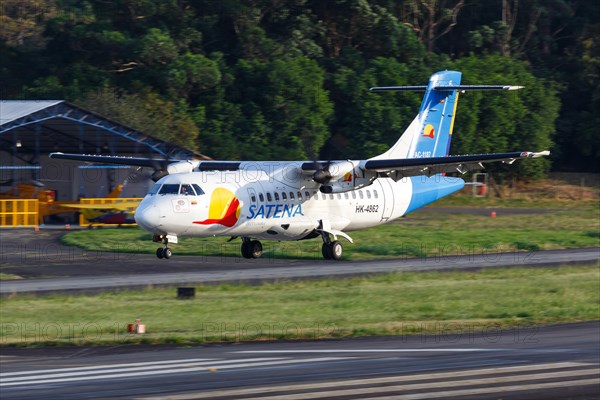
[
  {"left": 370, "top": 85, "right": 524, "bottom": 92},
  {"left": 369, "top": 86, "right": 428, "bottom": 92},
  {"left": 433, "top": 85, "right": 524, "bottom": 91}
]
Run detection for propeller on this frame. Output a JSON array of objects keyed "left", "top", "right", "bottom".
[
  {"left": 145, "top": 151, "right": 171, "bottom": 181},
  {"left": 312, "top": 160, "right": 333, "bottom": 184}
]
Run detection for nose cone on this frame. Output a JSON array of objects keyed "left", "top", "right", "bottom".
[{"left": 135, "top": 204, "right": 160, "bottom": 232}]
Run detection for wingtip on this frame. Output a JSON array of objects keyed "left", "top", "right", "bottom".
[{"left": 531, "top": 150, "right": 551, "bottom": 158}]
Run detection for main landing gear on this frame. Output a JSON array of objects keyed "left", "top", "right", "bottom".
[
  {"left": 154, "top": 235, "right": 172, "bottom": 259},
  {"left": 241, "top": 237, "right": 263, "bottom": 259},
  {"left": 320, "top": 233, "right": 343, "bottom": 261}
]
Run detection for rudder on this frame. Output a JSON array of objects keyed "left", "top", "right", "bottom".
[
  {"left": 369, "top": 70, "right": 461, "bottom": 160},
  {"left": 411, "top": 70, "right": 461, "bottom": 159}
]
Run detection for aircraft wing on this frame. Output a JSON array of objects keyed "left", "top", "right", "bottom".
[
  {"left": 48, "top": 152, "right": 179, "bottom": 167},
  {"left": 49, "top": 153, "right": 240, "bottom": 171},
  {"left": 363, "top": 151, "right": 550, "bottom": 179}
]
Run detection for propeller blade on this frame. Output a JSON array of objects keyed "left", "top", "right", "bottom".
[{"left": 312, "top": 160, "right": 332, "bottom": 184}]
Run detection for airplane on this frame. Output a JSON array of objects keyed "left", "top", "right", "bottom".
[
  {"left": 50, "top": 70, "right": 550, "bottom": 260},
  {"left": 0, "top": 180, "right": 131, "bottom": 225},
  {"left": 60, "top": 200, "right": 140, "bottom": 226}
]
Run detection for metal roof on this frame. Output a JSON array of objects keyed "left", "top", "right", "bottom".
[
  {"left": 0, "top": 100, "right": 205, "bottom": 162},
  {"left": 0, "top": 101, "right": 63, "bottom": 125}
]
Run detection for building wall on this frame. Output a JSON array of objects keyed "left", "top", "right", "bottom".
[{"left": 1, "top": 151, "right": 152, "bottom": 200}]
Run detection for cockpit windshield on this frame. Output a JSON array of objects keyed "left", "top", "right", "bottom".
[
  {"left": 148, "top": 183, "right": 161, "bottom": 196},
  {"left": 159, "top": 184, "right": 180, "bottom": 195},
  {"left": 180, "top": 184, "right": 195, "bottom": 196},
  {"left": 148, "top": 183, "right": 205, "bottom": 196},
  {"left": 192, "top": 184, "right": 204, "bottom": 195}
]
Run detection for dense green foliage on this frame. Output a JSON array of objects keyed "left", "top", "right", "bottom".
[{"left": 1, "top": 1, "right": 597, "bottom": 174}]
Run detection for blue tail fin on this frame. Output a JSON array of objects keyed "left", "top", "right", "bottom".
[
  {"left": 370, "top": 70, "right": 462, "bottom": 160},
  {"left": 412, "top": 70, "right": 461, "bottom": 158}
]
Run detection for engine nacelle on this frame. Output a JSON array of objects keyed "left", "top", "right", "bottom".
[
  {"left": 166, "top": 160, "right": 200, "bottom": 175},
  {"left": 319, "top": 169, "right": 377, "bottom": 193}
]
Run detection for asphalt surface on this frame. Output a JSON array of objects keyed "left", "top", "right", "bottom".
[
  {"left": 1, "top": 227, "right": 598, "bottom": 295},
  {"left": 0, "top": 206, "right": 560, "bottom": 279},
  {"left": 1, "top": 209, "right": 599, "bottom": 399},
  {"left": 1, "top": 322, "right": 598, "bottom": 399}
]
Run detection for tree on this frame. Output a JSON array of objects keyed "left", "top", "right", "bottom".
[
  {"left": 401, "top": 0, "right": 466, "bottom": 53},
  {"left": 200, "top": 56, "right": 333, "bottom": 160},
  {"left": 326, "top": 56, "right": 425, "bottom": 159},
  {"left": 450, "top": 54, "right": 559, "bottom": 179},
  {"left": 0, "top": 0, "right": 57, "bottom": 49},
  {"left": 78, "top": 87, "right": 201, "bottom": 152}
]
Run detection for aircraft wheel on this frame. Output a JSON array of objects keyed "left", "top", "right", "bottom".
[
  {"left": 156, "top": 248, "right": 164, "bottom": 259},
  {"left": 330, "top": 241, "right": 343, "bottom": 260},
  {"left": 249, "top": 240, "right": 263, "bottom": 259},
  {"left": 163, "top": 247, "right": 173, "bottom": 259},
  {"left": 322, "top": 243, "right": 332, "bottom": 260},
  {"left": 241, "top": 242, "right": 252, "bottom": 259}
]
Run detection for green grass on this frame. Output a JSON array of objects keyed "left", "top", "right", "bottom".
[
  {"left": 60, "top": 208, "right": 600, "bottom": 261},
  {"left": 434, "top": 193, "right": 599, "bottom": 209},
  {"left": 1, "top": 265, "right": 598, "bottom": 347},
  {"left": 0, "top": 273, "right": 23, "bottom": 280}
]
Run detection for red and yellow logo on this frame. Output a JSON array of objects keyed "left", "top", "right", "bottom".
[
  {"left": 193, "top": 188, "right": 240, "bottom": 227},
  {"left": 423, "top": 124, "right": 435, "bottom": 139}
]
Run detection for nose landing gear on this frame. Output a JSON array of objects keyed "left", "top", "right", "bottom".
[
  {"left": 154, "top": 235, "right": 173, "bottom": 259},
  {"left": 241, "top": 237, "right": 263, "bottom": 259}
]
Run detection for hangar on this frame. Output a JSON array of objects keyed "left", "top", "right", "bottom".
[{"left": 1, "top": 100, "right": 205, "bottom": 202}]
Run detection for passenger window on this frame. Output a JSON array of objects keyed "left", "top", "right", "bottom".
[
  {"left": 267, "top": 193, "right": 272, "bottom": 202},
  {"left": 359, "top": 191, "right": 364, "bottom": 199},
  {"left": 250, "top": 194, "right": 257, "bottom": 203},
  {"left": 373, "top": 190, "right": 378, "bottom": 199},
  {"left": 344, "top": 193, "right": 349, "bottom": 200},
  {"left": 159, "top": 184, "right": 179, "bottom": 195},
  {"left": 289, "top": 192, "right": 294, "bottom": 200},
  {"left": 274, "top": 192, "right": 280, "bottom": 201},
  {"left": 192, "top": 184, "right": 205, "bottom": 195},
  {"left": 321, "top": 193, "right": 326, "bottom": 200},
  {"left": 366, "top": 190, "right": 371, "bottom": 199},
  {"left": 259, "top": 193, "right": 265, "bottom": 202},
  {"left": 282, "top": 192, "right": 287, "bottom": 201},
  {"left": 329, "top": 194, "right": 334, "bottom": 200},
  {"left": 180, "top": 184, "right": 195, "bottom": 196},
  {"left": 297, "top": 191, "right": 302, "bottom": 200},
  {"left": 337, "top": 194, "right": 341, "bottom": 199},
  {"left": 352, "top": 192, "right": 356, "bottom": 199},
  {"left": 148, "top": 184, "right": 161, "bottom": 196}
]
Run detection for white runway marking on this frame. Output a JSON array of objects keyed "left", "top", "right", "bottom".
[
  {"left": 0, "top": 358, "right": 220, "bottom": 376},
  {"left": 0, "top": 357, "right": 348, "bottom": 387},
  {"left": 357, "top": 379, "right": 600, "bottom": 400},
  {"left": 235, "top": 348, "right": 508, "bottom": 353},
  {"left": 135, "top": 362, "right": 599, "bottom": 400}
]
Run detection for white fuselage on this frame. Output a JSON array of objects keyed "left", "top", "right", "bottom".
[{"left": 134, "top": 162, "right": 421, "bottom": 242}]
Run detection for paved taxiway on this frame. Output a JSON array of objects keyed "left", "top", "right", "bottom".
[
  {"left": 1, "top": 226, "right": 599, "bottom": 295},
  {"left": 1, "top": 322, "right": 598, "bottom": 399},
  {"left": 1, "top": 243, "right": 598, "bottom": 295}
]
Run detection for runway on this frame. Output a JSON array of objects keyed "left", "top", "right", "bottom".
[
  {"left": 1, "top": 243, "right": 598, "bottom": 295},
  {"left": 1, "top": 322, "right": 598, "bottom": 399}
]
